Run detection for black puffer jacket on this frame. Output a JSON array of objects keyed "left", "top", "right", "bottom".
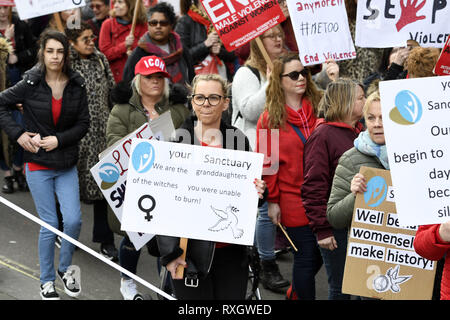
[
  {"left": 157, "top": 115, "right": 267, "bottom": 281},
  {"left": 0, "top": 66, "right": 90, "bottom": 169}
]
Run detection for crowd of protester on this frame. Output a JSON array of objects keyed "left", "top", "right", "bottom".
[{"left": 0, "top": 0, "right": 447, "bottom": 301}]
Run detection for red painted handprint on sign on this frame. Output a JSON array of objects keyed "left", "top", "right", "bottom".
[{"left": 396, "top": 0, "right": 427, "bottom": 32}]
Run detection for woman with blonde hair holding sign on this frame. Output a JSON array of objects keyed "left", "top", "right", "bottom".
[
  {"left": 157, "top": 73, "right": 267, "bottom": 300},
  {"left": 256, "top": 52, "right": 323, "bottom": 299},
  {"left": 327, "top": 91, "right": 387, "bottom": 229}
]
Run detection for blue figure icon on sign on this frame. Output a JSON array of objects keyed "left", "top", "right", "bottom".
[
  {"left": 389, "top": 90, "right": 422, "bottom": 125},
  {"left": 364, "top": 176, "right": 388, "bottom": 207},
  {"left": 132, "top": 141, "right": 155, "bottom": 173}
]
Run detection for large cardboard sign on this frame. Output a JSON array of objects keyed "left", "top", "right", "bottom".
[
  {"left": 121, "top": 138, "right": 264, "bottom": 245},
  {"left": 379, "top": 75, "right": 450, "bottom": 226},
  {"left": 286, "top": 0, "right": 356, "bottom": 66},
  {"left": 355, "top": 0, "right": 450, "bottom": 48},
  {"left": 15, "top": 0, "right": 86, "bottom": 20},
  {"left": 90, "top": 112, "right": 175, "bottom": 250},
  {"left": 434, "top": 36, "right": 450, "bottom": 76},
  {"left": 342, "top": 167, "right": 436, "bottom": 300},
  {"left": 200, "top": 0, "right": 286, "bottom": 51}
]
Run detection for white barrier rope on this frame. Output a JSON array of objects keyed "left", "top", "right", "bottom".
[{"left": 0, "top": 196, "right": 176, "bottom": 300}]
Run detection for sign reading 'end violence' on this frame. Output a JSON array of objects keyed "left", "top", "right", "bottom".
[{"left": 201, "top": 0, "right": 286, "bottom": 51}]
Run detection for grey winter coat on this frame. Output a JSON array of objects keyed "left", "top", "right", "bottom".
[{"left": 326, "top": 147, "right": 385, "bottom": 229}]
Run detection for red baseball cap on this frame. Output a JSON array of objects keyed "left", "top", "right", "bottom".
[{"left": 134, "top": 55, "right": 171, "bottom": 79}]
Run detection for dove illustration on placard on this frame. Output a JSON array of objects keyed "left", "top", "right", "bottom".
[
  {"left": 372, "top": 265, "right": 411, "bottom": 293},
  {"left": 209, "top": 205, "right": 244, "bottom": 239}
]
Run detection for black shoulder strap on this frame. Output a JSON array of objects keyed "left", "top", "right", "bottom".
[{"left": 288, "top": 123, "right": 307, "bottom": 144}]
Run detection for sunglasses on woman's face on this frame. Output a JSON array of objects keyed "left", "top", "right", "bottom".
[
  {"left": 281, "top": 69, "right": 309, "bottom": 81},
  {"left": 148, "top": 20, "right": 170, "bottom": 27}
]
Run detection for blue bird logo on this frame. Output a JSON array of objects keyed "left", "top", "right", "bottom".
[{"left": 98, "top": 163, "right": 120, "bottom": 190}]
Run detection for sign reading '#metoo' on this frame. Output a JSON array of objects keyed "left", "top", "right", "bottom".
[
  {"left": 286, "top": 0, "right": 356, "bottom": 66},
  {"left": 200, "top": 0, "right": 286, "bottom": 51},
  {"left": 121, "top": 139, "right": 264, "bottom": 245},
  {"left": 342, "top": 167, "right": 436, "bottom": 300},
  {"left": 380, "top": 75, "right": 450, "bottom": 227}
]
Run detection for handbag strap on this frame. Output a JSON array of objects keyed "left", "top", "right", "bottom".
[{"left": 288, "top": 123, "right": 306, "bottom": 144}]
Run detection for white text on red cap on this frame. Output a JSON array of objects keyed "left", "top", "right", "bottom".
[{"left": 143, "top": 57, "right": 165, "bottom": 71}]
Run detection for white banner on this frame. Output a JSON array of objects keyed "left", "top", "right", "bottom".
[
  {"left": 379, "top": 75, "right": 450, "bottom": 226},
  {"left": 286, "top": 0, "right": 355, "bottom": 66},
  {"left": 356, "top": 0, "right": 450, "bottom": 48},
  {"left": 15, "top": 0, "right": 86, "bottom": 20},
  {"left": 121, "top": 139, "right": 264, "bottom": 245}
]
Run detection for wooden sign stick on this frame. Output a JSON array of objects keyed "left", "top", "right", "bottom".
[
  {"left": 278, "top": 223, "right": 298, "bottom": 252},
  {"left": 255, "top": 36, "right": 274, "bottom": 70},
  {"left": 53, "top": 12, "right": 64, "bottom": 32},
  {"left": 127, "top": 0, "right": 141, "bottom": 54},
  {"left": 175, "top": 237, "right": 188, "bottom": 278}
]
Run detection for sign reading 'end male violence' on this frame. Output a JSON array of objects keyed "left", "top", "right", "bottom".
[
  {"left": 200, "top": 0, "right": 286, "bottom": 51},
  {"left": 342, "top": 167, "right": 436, "bottom": 300},
  {"left": 121, "top": 139, "right": 264, "bottom": 246}
]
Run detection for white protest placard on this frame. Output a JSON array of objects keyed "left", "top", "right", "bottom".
[
  {"left": 15, "top": 0, "right": 86, "bottom": 20},
  {"left": 121, "top": 139, "right": 264, "bottom": 245},
  {"left": 379, "top": 75, "right": 450, "bottom": 226},
  {"left": 90, "top": 112, "right": 175, "bottom": 250},
  {"left": 356, "top": 0, "right": 450, "bottom": 48},
  {"left": 286, "top": 0, "right": 355, "bottom": 66}
]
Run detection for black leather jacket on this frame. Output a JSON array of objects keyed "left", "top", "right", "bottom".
[
  {"left": 0, "top": 66, "right": 89, "bottom": 169},
  {"left": 156, "top": 115, "right": 267, "bottom": 282}
]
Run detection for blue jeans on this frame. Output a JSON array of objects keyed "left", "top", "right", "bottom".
[
  {"left": 25, "top": 165, "right": 82, "bottom": 284},
  {"left": 286, "top": 225, "right": 323, "bottom": 300},
  {"left": 318, "top": 228, "right": 351, "bottom": 300},
  {"left": 255, "top": 201, "right": 276, "bottom": 261}
]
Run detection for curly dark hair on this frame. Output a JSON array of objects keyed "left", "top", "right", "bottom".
[
  {"left": 64, "top": 21, "right": 93, "bottom": 42},
  {"left": 147, "top": 2, "right": 177, "bottom": 26}
]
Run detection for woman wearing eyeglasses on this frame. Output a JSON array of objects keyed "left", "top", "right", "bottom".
[
  {"left": 157, "top": 73, "right": 267, "bottom": 300},
  {"left": 106, "top": 55, "right": 189, "bottom": 299},
  {"left": 99, "top": 0, "right": 147, "bottom": 83},
  {"left": 255, "top": 53, "right": 323, "bottom": 299},
  {"left": 85, "top": 0, "right": 110, "bottom": 47},
  {"left": 302, "top": 78, "right": 366, "bottom": 300},
  {"left": 65, "top": 22, "right": 118, "bottom": 261}
]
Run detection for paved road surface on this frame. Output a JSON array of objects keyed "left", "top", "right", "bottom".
[{"left": 0, "top": 189, "right": 328, "bottom": 301}]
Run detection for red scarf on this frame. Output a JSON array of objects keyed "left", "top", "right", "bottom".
[{"left": 138, "top": 32, "right": 184, "bottom": 83}]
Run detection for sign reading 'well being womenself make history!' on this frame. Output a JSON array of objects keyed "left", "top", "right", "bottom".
[
  {"left": 120, "top": 139, "right": 264, "bottom": 246},
  {"left": 380, "top": 75, "right": 450, "bottom": 227}
]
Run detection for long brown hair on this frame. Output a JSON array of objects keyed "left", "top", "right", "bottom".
[
  {"left": 263, "top": 53, "right": 322, "bottom": 129},
  {"left": 37, "top": 29, "right": 71, "bottom": 75},
  {"left": 111, "top": 0, "right": 147, "bottom": 24}
]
